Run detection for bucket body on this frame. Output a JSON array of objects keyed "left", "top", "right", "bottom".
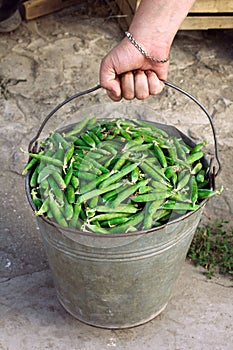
[
  {"left": 35, "top": 206, "right": 204, "bottom": 329},
  {"left": 26, "top": 101, "right": 211, "bottom": 328}
]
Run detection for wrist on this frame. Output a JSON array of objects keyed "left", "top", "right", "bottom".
[
  {"left": 125, "top": 31, "right": 169, "bottom": 63},
  {"left": 126, "top": 27, "right": 171, "bottom": 63},
  {"left": 128, "top": 0, "right": 195, "bottom": 56}
]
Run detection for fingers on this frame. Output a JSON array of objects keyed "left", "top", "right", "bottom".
[
  {"left": 134, "top": 70, "right": 149, "bottom": 99},
  {"left": 120, "top": 70, "right": 164, "bottom": 100},
  {"left": 121, "top": 72, "right": 135, "bottom": 100},
  {"left": 146, "top": 70, "right": 164, "bottom": 95}
]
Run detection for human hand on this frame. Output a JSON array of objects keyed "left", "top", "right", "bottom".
[{"left": 99, "top": 37, "right": 170, "bottom": 101}]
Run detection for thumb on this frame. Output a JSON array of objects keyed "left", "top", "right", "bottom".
[{"left": 99, "top": 61, "right": 122, "bottom": 101}]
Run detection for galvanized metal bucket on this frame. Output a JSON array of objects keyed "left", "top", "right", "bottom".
[{"left": 25, "top": 82, "right": 221, "bottom": 329}]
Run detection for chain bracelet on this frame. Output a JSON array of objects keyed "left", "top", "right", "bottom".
[{"left": 125, "top": 31, "right": 169, "bottom": 63}]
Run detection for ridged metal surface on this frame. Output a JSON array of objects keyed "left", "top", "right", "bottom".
[{"left": 36, "top": 205, "right": 204, "bottom": 329}]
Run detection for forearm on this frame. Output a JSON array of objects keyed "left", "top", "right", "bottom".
[{"left": 129, "top": 0, "right": 196, "bottom": 55}]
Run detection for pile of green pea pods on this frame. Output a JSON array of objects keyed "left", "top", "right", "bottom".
[{"left": 23, "top": 116, "right": 221, "bottom": 234}]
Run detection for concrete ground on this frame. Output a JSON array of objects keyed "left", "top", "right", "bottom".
[{"left": 0, "top": 1, "right": 233, "bottom": 349}]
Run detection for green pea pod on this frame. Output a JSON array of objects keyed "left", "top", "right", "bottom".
[
  {"left": 73, "top": 155, "right": 95, "bottom": 172},
  {"left": 198, "top": 187, "right": 223, "bottom": 200},
  {"left": 196, "top": 170, "right": 206, "bottom": 183},
  {"left": 173, "top": 137, "right": 187, "bottom": 161},
  {"left": 52, "top": 132, "right": 71, "bottom": 150},
  {"left": 53, "top": 146, "right": 64, "bottom": 162},
  {"left": 88, "top": 195, "right": 99, "bottom": 209},
  {"left": 134, "top": 120, "right": 169, "bottom": 138},
  {"left": 35, "top": 196, "right": 50, "bottom": 216},
  {"left": 170, "top": 190, "right": 191, "bottom": 203},
  {"left": 51, "top": 170, "right": 66, "bottom": 190},
  {"left": 190, "top": 141, "right": 207, "bottom": 154},
  {"left": 151, "top": 180, "right": 172, "bottom": 191},
  {"left": 139, "top": 162, "right": 168, "bottom": 184},
  {"left": 22, "top": 156, "right": 40, "bottom": 175},
  {"left": 101, "top": 188, "right": 119, "bottom": 202},
  {"left": 62, "top": 196, "right": 74, "bottom": 221},
  {"left": 109, "top": 211, "right": 144, "bottom": 233},
  {"left": 112, "top": 152, "right": 131, "bottom": 171},
  {"left": 76, "top": 172, "right": 97, "bottom": 181},
  {"left": 143, "top": 197, "right": 166, "bottom": 229},
  {"left": 144, "top": 160, "right": 168, "bottom": 179},
  {"left": 73, "top": 137, "right": 88, "bottom": 147},
  {"left": 64, "top": 163, "right": 73, "bottom": 187},
  {"left": 153, "top": 144, "right": 167, "bottom": 168},
  {"left": 152, "top": 209, "right": 171, "bottom": 223},
  {"left": 100, "top": 139, "right": 122, "bottom": 151},
  {"left": 69, "top": 203, "right": 81, "bottom": 229},
  {"left": 149, "top": 198, "right": 165, "bottom": 214},
  {"left": 47, "top": 176, "right": 65, "bottom": 206},
  {"left": 186, "top": 151, "right": 204, "bottom": 164},
  {"left": 29, "top": 166, "right": 39, "bottom": 188},
  {"left": 85, "top": 156, "right": 110, "bottom": 174},
  {"left": 143, "top": 202, "right": 153, "bottom": 230},
  {"left": 176, "top": 170, "right": 191, "bottom": 191},
  {"left": 76, "top": 181, "right": 124, "bottom": 204},
  {"left": 119, "top": 126, "right": 132, "bottom": 140},
  {"left": 162, "top": 200, "right": 200, "bottom": 211},
  {"left": 89, "top": 212, "right": 130, "bottom": 222},
  {"left": 128, "top": 143, "right": 153, "bottom": 152},
  {"left": 190, "top": 175, "right": 198, "bottom": 206},
  {"left": 131, "top": 166, "right": 140, "bottom": 183},
  {"left": 66, "top": 184, "right": 75, "bottom": 204},
  {"left": 28, "top": 152, "right": 63, "bottom": 168},
  {"left": 164, "top": 166, "right": 180, "bottom": 186},
  {"left": 81, "top": 133, "right": 96, "bottom": 148},
  {"left": 132, "top": 191, "right": 170, "bottom": 203},
  {"left": 84, "top": 224, "right": 109, "bottom": 234},
  {"left": 131, "top": 129, "right": 164, "bottom": 147},
  {"left": 101, "top": 216, "right": 131, "bottom": 227},
  {"left": 37, "top": 165, "right": 59, "bottom": 184},
  {"left": 70, "top": 175, "right": 79, "bottom": 189},
  {"left": 65, "top": 116, "right": 91, "bottom": 137},
  {"left": 98, "top": 163, "right": 139, "bottom": 189},
  {"left": 86, "top": 151, "right": 103, "bottom": 159},
  {"left": 86, "top": 116, "right": 98, "bottom": 130},
  {"left": 63, "top": 144, "right": 74, "bottom": 170},
  {"left": 80, "top": 171, "right": 113, "bottom": 194},
  {"left": 48, "top": 194, "right": 68, "bottom": 227},
  {"left": 39, "top": 178, "right": 49, "bottom": 194},
  {"left": 191, "top": 162, "right": 203, "bottom": 175},
  {"left": 109, "top": 179, "right": 148, "bottom": 207},
  {"left": 138, "top": 185, "right": 152, "bottom": 194},
  {"left": 123, "top": 136, "right": 144, "bottom": 150},
  {"left": 95, "top": 204, "right": 138, "bottom": 214},
  {"left": 31, "top": 188, "right": 42, "bottom": 209}
]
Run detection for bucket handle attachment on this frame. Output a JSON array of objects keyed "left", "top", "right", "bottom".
[{"left": 28, "top": 81, "right": 222, "bottom": 182}]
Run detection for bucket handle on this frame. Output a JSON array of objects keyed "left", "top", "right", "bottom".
[{"left": 28, "top": 81, "right": 222, "bottom": 181}]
